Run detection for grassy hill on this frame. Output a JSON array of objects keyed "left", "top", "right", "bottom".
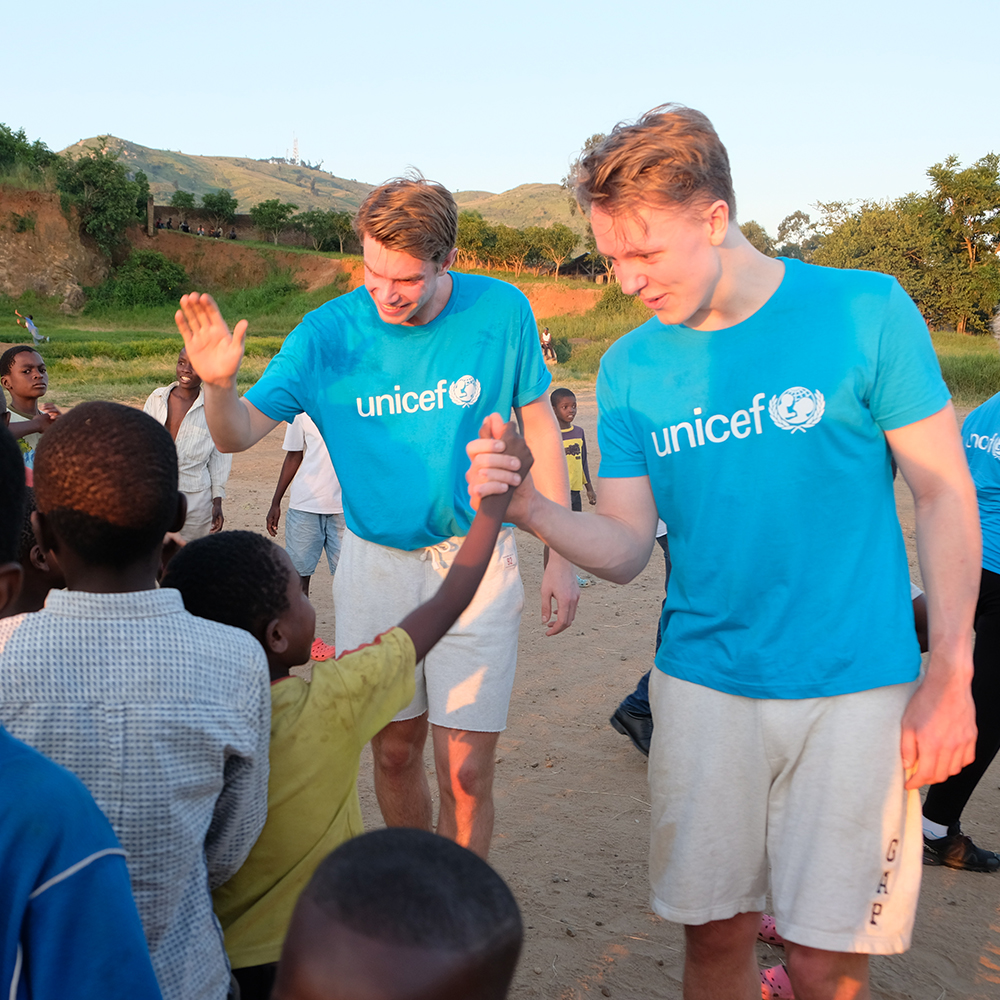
[{"left": 62, "top": 137, "right": 587, "bottom": 235}]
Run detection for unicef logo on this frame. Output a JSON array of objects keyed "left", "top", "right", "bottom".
[
  {"left": 448, "top": 375, "right": 481, "bottom": 408},
  {"left": 768, "top": 386, "right": 825, "bottom": 433}
]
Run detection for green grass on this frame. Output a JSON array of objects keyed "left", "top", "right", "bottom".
[{"left": 931, "top": 331, "right": 1000, "bottom": 407}]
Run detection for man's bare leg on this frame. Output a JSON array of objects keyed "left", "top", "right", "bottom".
[
  {"left": 683, "top": 911, "right": 760, "bottom": 1000},
  {"left": 785, "top": 944, "right": 869, "bottom": 1000},
  {"left": 371, "top": 714, "right": 432, "bottom": 830},
  {"left": 432, "top": 726, "right": 499, "bottom": 859}
]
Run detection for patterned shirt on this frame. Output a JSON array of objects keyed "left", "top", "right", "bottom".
[
  {"left": 0, "top": 589, "right": 271, "bottom": 1000},
  {"left": 143, "top": 384, "right": 233, "bottom": 498}
]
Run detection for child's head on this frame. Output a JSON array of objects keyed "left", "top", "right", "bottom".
[
  {"left": 33, "top": 401, "right": 183, "bottom": 574},
  {"left": 175, "top": 347, "right": 202, "bottom": 392},
  {"left": 161, "top": 530, "right": 315, "bottom": 677},
  {"left": 4, "top": 487, "right": 65, "bottom": 616},
  {"left": 274, "top": 828, "right": 523, "bottom": 1000},
  {"left": 550, "top": 387, "right": 577, "bottom": 428},
  {"left": 0, "top": 346, "right": 47, "bottom": 409},
  {"left": 0, "top": 426, "right": 26, "bottom": 613}
]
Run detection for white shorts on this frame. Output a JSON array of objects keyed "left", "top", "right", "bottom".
[
  {"left": 647, "top": 670, "right": 923, "bottom": 955},
  {"left": 180, "top": 488, "right": 213, "bottom": 542},
  {"left": 333, "top": 527, "right": 524, "bottom": 732}
]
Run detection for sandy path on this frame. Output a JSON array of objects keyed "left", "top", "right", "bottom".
[{"left": 222, "top": 395, "right": 1000, "bottom": 1000}]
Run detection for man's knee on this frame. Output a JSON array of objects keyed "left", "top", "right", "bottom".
[
  {"left": 372, "top": 717, "right": 428, "bottom": 775},
  {"left": 435, "top": 730, "right": 498, "bottom": 803},
  {"left": 785, "top": 944, "right": 868, "bottom": 998},
  {"left": 685, "top": 911, "right": 761, "bottom": 964}
]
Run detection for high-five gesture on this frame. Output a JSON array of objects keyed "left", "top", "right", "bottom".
[{"left": 175, "top": 293, "right": 248, "bottom": 389}]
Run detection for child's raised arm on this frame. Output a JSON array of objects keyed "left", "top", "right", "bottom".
[{"left": 398, "top": 422, "right": 533, "bottom": 662}]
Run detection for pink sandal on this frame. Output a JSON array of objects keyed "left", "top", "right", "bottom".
[
  {"left": 760, "top": 964, "right": 794, "bottom": 999},
  {"left": 757, "top": 914, "right": 786, "bottom": 947},
  {"left": 311, "top": 638, "right": 336, "bottom": 662}
]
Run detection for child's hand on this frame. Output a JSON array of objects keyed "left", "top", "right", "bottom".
[
  {"left": 587, "top": 487, "right": 597, "bottom": 506},
  {"left": 266, "top": 502, "right": 282, "bottom": 537},
  {"left": 498, "top": 421, "right": 534, "bottom": 481}
]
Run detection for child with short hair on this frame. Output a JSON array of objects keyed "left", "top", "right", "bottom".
[
  {"left": 273, "top": 828, "right": 523, "bottom": 1000},
  {"left": 0, "top": 345, "right": 60, "bottom": 471},
  {"left": 0, "top": 424, "right": 162, "bottom": 1000},
  {"left": 0, "top": 401, "right": 271, "bottom": 1000},
  {"left": 162, "top": 421, "right": 533, "bottom": 1000},
  {"left": 0, "top": 487, "right": 65, "bottom": 618},
  {"left": 550, "top": 387, "right": 595, "bottom": 511}
]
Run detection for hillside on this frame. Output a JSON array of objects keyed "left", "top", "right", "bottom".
[{"left": 62, "top": 137, "right": 587, "bottom": 236}]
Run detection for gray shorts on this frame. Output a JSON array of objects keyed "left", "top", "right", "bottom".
[
  {"left": 333, "top": 527, "right": 524, "bottom": 732},
  {"left": 647, "top": 670, "right": 923, "bottom": 954}
]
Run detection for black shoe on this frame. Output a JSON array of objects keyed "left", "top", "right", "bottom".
[
  {"left": 610, "top": 707, "right": 653, "bottom": 757},
  {"left": 923, "top": 824, "right": 1000, "bottom": 872}
]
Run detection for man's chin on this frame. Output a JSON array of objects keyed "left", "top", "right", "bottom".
[{"left": 375, "top": 305, "right": 415, "bottom": 325}]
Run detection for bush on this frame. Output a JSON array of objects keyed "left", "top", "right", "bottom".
[
  {"left": 553, "top": 335, "right": 572, "bottom": 364},
  {"left": 87, "top": 250, "right": 189, "bottom": 310},
  {"left": 594, "top": 280, "right": 648, "bottom": 317}
]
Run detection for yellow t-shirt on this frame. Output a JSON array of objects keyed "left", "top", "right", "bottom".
[{"left": 212, "top": 627, "right": 416, "bottom": 968}]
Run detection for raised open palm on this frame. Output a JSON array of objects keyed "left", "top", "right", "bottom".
[{"left": 174, "top": 293, "right": 249, "bottom": 386}]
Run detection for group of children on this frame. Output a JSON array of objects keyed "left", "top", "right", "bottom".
[{"left": 0, "top": 401, "right": 527, "bottom": 999}]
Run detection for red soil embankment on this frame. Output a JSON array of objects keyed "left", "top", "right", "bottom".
[
  {"left": 129, "top": 229, "right": 603, "bottom": 317},
  {"left": 0, "top": 187, "right": 108, "bottom": 310}
]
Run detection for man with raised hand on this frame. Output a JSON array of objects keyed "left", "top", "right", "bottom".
[
  {"left": 467, "top": 106, "right": 979, "bottom": 1000},
  {"left": 175, "top": 175, "right": 576, "bottom": 860}
]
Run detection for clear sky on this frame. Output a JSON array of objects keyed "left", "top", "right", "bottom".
[{"left": 6, "top": 0, "right": 997, "bottom": 234}]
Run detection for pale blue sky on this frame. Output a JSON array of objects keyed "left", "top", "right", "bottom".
[{"left": 6, "top": 0, "right": 997, "bottom": 233}]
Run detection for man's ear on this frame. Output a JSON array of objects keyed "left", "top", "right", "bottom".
[
  {"left": 265, "top": 617, "right": 290, "bottom": 656},
  {"left": 0, "top": 562, "right": 24, "bottom": 616},
  {"left": 705, "top": 199, "right": 730, "bottom": 246},
  {"left": 169, "top": 492, "right": 188, "bottom": 534},
  {"left": 439, "top": 247, "right": 459, "bottom": 273}
]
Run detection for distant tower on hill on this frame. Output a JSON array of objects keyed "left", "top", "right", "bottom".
[{"left": 293, "top": 136, "right": 299, "bottom": 166}]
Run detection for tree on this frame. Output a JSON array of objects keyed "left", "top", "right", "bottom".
[
  {"left": 925, "top": 154, "right": 1000, "bottom": 334},
  {"left": 456, "top": 210, "right": 497, "bottom": 269},
  {"left": 170, "top": 190, "right": 196, "bottom": 210},
  {"left": 293, "top": 208, "right": 354, "bottom": 251},
  {"left": 492, "top": 225, "right": 535, "bottom": 276},
  {"left": 0, "top": 124, "right": 57, "bottom": 176},
  {"left": 532, "top": 223, "right": 578, "bottom": 279},
  {"left": 133, "top": 170, "right": 150, "bottom": 221},
  {"left": 774, "top": 210, "right": 822, "bottom": 261},
  {"left": 740, "top": 220, "right": 774, "bottom": 256},
  {"left": 56, "top": 139, "right": 143, "bottom": 256},
  {"left": 201, "top": 189, "right": 239, "bottom": 230},
  {"left": 250, "top": 199, "right": 299, "bottom": 244}
]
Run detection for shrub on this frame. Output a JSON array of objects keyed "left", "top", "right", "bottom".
[
  {"left": 594, "top": 280, "right": 648, "bottom": 317},
  {"left": 87, "top": 250, "right": 189, "bottom": 310},
  {"left": 553, "top": 335, "right": 572, "bottom": 364}
]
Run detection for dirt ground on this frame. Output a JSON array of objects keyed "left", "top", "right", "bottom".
[{"left": 221, "top": 393, "right": 1000, "bottom": 1000}]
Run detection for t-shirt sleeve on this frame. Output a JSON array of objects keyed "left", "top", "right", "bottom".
[
  {"left": 312, "top": 627, "right": 416, "bottom": 748},
  {"left": 512, "top": 298, "right": 552, "bottom": 408},
  {"left": 282, "top": 413, "right": 305, "bottom": 451},
  {"left": 869, "top": 279, "right": 951, "bottom": 431},
  {"left": 243, "top": 322, "right": 312, "bottom": 423},
  {"left": 596, "top": 349, "right": 649, "bottom": 478}
]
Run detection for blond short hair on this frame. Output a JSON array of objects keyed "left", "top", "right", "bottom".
[
  {"left": 573, "top": 104, "right": 736, "bottom": 220},
  {"left": 354, "top": 175, "right": 458, "bottom": 264}
]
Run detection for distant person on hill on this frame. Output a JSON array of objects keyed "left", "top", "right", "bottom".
[
  {"left": 143, "top": 347, "right": 231, "bottom": 541},
  {"left": 197, "top": 225, "right": 205, "bottom": 236},
  {"left": 180, "top": 220, "right": 190, "bottom": 233},
  {"left": 166, "top": 428, "right": 529, "bottom": 1000},
  {"left": 229, "top": 227, "right": 238, "bottom": 240},
  {"left": 0, "top": 345, "right": 61, "bottom": 473},
  {"left": 467, "top": 104, "right": 979, "bottom": 999},
  {"left": 273, "top": 829, "right": 523, "bottom": 1000},
  {"left": 540, "top": 325, "right": 556, "bottom": 362},
  {"left": 166, "top": 217, "right": 173, "bottom": 230},
  {"left": 174, "top": 174, "right": 578, "bottom": 860},
  {"left": 15, "top": 309, "right": 48, "bottom": 344}
]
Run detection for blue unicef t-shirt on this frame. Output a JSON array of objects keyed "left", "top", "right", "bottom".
[
  {"left": 961, "top": 394, "right": 1000, "bottom": 575},
  {"left": 245, "top": 272, "right": 550, "bottom": 550},
  {"left": 597, "top": 259, "right": 950, "bottom": 699}
]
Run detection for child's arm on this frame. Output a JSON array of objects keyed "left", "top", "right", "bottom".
[
  {"left": 398, "top": 422, "right": 533, "bottom": 662},
  {"left": 266, "top": 450, "right": 304, "bottom": 536},
  {"left": 581, "top": 431, "right": 597, "bottom": 505}
]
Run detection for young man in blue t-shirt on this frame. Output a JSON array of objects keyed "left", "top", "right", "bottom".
[
  {"left": 468, "top": 106, "right": 980, "bottom": 998},
  {"left": 174, "top": 177, "right": 577, "bottom": 859}
]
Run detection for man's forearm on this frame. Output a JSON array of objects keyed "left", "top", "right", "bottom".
[
  {"left": 914, "top": 484, "right": 980, "bottom": 675},
  {"left": 523, "top": 482, "right": 654, "bottom": 583}
]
